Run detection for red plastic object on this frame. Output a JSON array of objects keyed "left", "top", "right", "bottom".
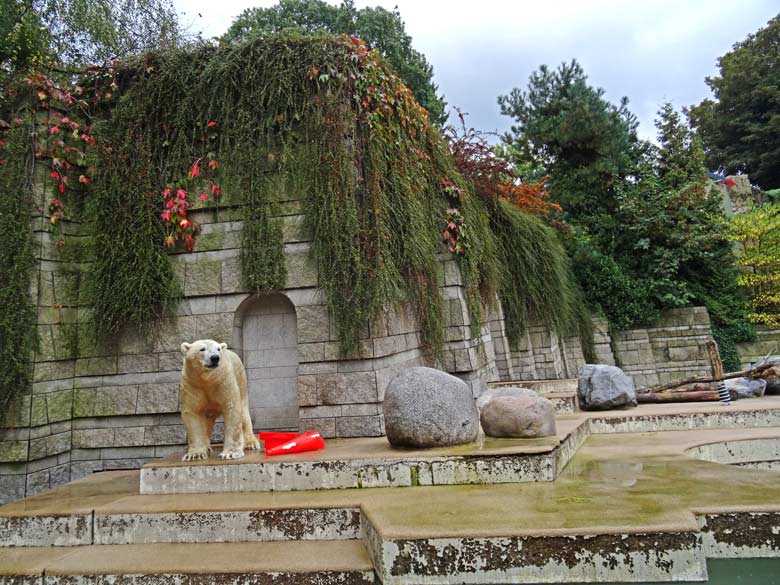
[
  {"left": 265, "top": 430, "right": 325, "bottom": 456},
  {"left": 258, "top": 432, "right": 298, "bottom": 451}
]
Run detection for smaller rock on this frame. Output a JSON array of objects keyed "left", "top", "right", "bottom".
[
  {"left": 724, "top": 377, "right": 767, "bottom": 399},
  {"left": 578, "top": 364, "right": 637, "bottom": 411},
  {"left": 480, "top": 393, "right": 556, "bottom": 438},
  {"left": 476, "top": 386, "right": 539, "bottom": 411}
]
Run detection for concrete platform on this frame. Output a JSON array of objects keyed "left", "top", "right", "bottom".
[
  {"left": 2, "top": 396, "right": 780, "bottom": 583},
  {"left": 139, "top": 417, "right": 588, "bottom": 494}
]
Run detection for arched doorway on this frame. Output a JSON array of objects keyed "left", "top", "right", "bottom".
[{"left": 234, "top": 294, "right": 299, "bottom": 432}]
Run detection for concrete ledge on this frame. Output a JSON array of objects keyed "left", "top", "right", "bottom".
[
  {"left": 93, "top": 508, "right": 360, "bottom": 545},
  {"left": 686, "top": 436, "right": 780, "bottom": 467},
  {"left": 139, "top": 420, "right": 585, "bottom": 495},
  {"left": 369, "top": 531, "right": 705, "bottom": 584}
]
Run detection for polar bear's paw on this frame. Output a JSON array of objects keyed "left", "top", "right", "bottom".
[
  {"left": 182, "top": 448, "right": 209, "bottom": 461},
  {"left": 245, "top": 436, "right": 262, "bottom": 451},
  {"left": 219, "top": 447, "right": 245, "bottom": 460}
]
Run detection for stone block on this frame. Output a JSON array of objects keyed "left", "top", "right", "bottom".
[
  {"left": 443, "top": 260, "right": 461, "bottom": 286},
  {"left": 30, "top": 395, "right": 48, "bottom": 427},
  {"left": 50, "top": 463, "right": 71, "bottom": 487},
  {"left": 116, "top": 324, "right": 155, "bottom": 355},
  {"left": 113, "top": 427, "right": 146, "bottom": 446},
  {"left": 94, "top": 386, "right": 138, "bottom": 416},
  {"left": 28, "top": 431, "right": 70, "bottom": 460},
  {"left": 72, "top": 428, "right": 114, "bottom": 449},
  {"left": 177, "top": 296, "right": 217, "bottom": 316},
  {"left": 117, "top": 353, "right": 158, "bottom": 374},
  {"left": 75, "top": 356, "right": 117, "bottom": 377},
  {"left": 46, "top": 389, "right": 73, "bottom": 423},
  {"left": 73, "top": 388, "right": 96, "bottom": 418},
  {"left": 26, "top": 469, "right": 51, "bottom": 496},
  {"left": 297, "top": 305, "right": 330, "bottom": 343},
  {"left": 159, "top": 351, "right": 183, "bottom": 371},
  {"left": 453, "top": 348, "right": 473, "bottom": 372},
  {"left": 220, "top": 257, "right": 243, "bottom": 294},
  {"left": 153, "top": 316, "right": 199, "bottom": 353},
  {"left": 373, "top": 335, "right": 407, "bottom": 358},
  {"left": 341, "top": 403, "right": 380, "bottom": 416},
  {"left": 299, "top": 416, "right": 336, "bottom": 438},
  {"left": 196, "top": 313, "right": 233, "bottom": 343},
  {"left": 668, "top": 346, "right": 702, "bottom": 362},
  {"left": 285, "top": 252, "right": 318, "bottom": 288},
  {"left": 185, "top": 258, "right": 222, "bottom": 296},
  {"left": 298, "top": 342, "right": 324, "bottom": 363},
  {"left": 299, "top": 405, "right": 342, "bottom": 419},
  {"left": 34, "top": 360, "right": 75, "bottom": 383},
  {"left": 0, "top": 474, "right": 26, "bottom": 505},
  {"left": 336, "top": 415, "right": 383, "bottom": 437},
  {"left": 297, "top": 376, "right": 317, "bottom": 406},
  {"left": 317, "top": 372, "right": 377, "bottom": 405},
  {"left": 449, "top": 299, "right": 466, "bottom": 327},
  {"left": 1, "top": 395, "right": 31, "bottom": 428},
  {"left": 136, "top": 383, "right": 179, "bottom": 414},
  {"left": 36, "top": 325, "right": 56, "bottom": 362},
  {"left": 100, "top": 446, "right": 155, "bottom": 459},
  {"left": 0, "top": 440, "right": 28, "bottom": 463},
  {"left": 70, "top": 460, "right": 103, "bottom": 481},
  {"left": 143, "top": 424, "right": 186, "bottom": 446}
]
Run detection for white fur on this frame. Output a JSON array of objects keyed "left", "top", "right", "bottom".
[{"left": 179, "top": 339, "right": 261, "bottom": 461}]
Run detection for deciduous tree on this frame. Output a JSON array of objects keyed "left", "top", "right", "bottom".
[
  {"left": 688, "top": 14, "right": 780, "bottom": 190},
  {"left": 225, "top": 0, "right": 447, "bottom": 125}
]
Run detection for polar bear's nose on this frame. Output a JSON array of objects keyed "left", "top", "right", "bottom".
[{"left": 209, "top": 354, "right": 220, "bottom": 366}]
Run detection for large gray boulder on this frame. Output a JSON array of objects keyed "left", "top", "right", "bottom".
[
  {"left": 578, "top": 364, "right": 637, "bottom": 411},
  {"left": 480, "top": 390, "right": 557, "bottom": 439},
  {"left": 383, "top": 367, "right": 479, "bottom": 448},
  {"left": 724, "top": 377, "right": 767, "bottom": 399}
]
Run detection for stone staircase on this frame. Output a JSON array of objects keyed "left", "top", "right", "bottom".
[{"left": 3, "top": 396, "right": 780, "bottom": 584}]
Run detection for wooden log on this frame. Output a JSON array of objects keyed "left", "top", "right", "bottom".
[
  {"left": 658, "top": 383, "right": 717, "bottom": 393},
  {"left": 646, "top": 362, "right": 776, "bottom": 394},
  {"left": 638, "top": 391, "right": 720, "bottom": 403},
  {"left": 706, "top": 340, "right": 725, "bottom": 380}
]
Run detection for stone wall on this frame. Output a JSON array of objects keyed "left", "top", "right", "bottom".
[
  {"left": 501, "top": 308, "right": 714, "bottom": 389},
  {"left": 610, "top": 307, "right": 714, "bottom": 388},
  {"left": 0, "top": 179, "right": 500, "bottom": 504},
  {"left": 737, "top": 327, "right": 780, "bottom": 366}
]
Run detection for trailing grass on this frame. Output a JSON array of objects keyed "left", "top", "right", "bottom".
[
  {"left": 491, "top": 200, "right": 594, "bottom": 359},
  {"left": 0, "top": 124, "right": 37, "bottom": 411}
]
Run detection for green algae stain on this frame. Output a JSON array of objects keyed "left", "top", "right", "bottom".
[{"left": 410, "top": 465, "right": 420, "bottom": 487}]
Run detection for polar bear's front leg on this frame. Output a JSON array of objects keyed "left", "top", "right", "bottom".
[
  {"left": 242, "top": 408, "right": 261, "bottom": 451},
  {"left": 219, "top": 405, "right": 245, "bottom": 460},
  {"left": 181, "top": 410, "right": 211, "bottom": 461}
]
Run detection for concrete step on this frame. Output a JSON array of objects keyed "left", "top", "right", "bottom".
[
  {"left": 139, "top": 418, "right": 588, "bottom": 495},
  {"left": 0, "top": 540, "right": 377, "bottom": 584},
  {"left": 1, "top": 505, "right": 361, "bottom": 547}
]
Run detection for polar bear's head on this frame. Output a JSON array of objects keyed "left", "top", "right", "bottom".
[{"left": 181, "top": 339, "right": 228, "bottom": 370}]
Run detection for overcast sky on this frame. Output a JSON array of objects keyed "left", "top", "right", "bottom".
[{"left": 172, "top": 0, "right": 778, "bottom": 141}]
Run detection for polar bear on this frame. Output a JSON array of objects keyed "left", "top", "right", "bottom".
[{"left": 179, "top": 339, "right": 261, "bottom": 461}]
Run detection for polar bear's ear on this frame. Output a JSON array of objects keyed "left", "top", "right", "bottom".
[
  {"left": 219, "top": 343, "right": 227, "bottom": 351},
  {"left": 180, "top": 342, "right": 192, "bottom": 355}
]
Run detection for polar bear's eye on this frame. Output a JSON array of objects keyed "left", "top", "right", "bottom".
[{"left": 199, "top": 348, "right": 205, "bottom": 352}]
